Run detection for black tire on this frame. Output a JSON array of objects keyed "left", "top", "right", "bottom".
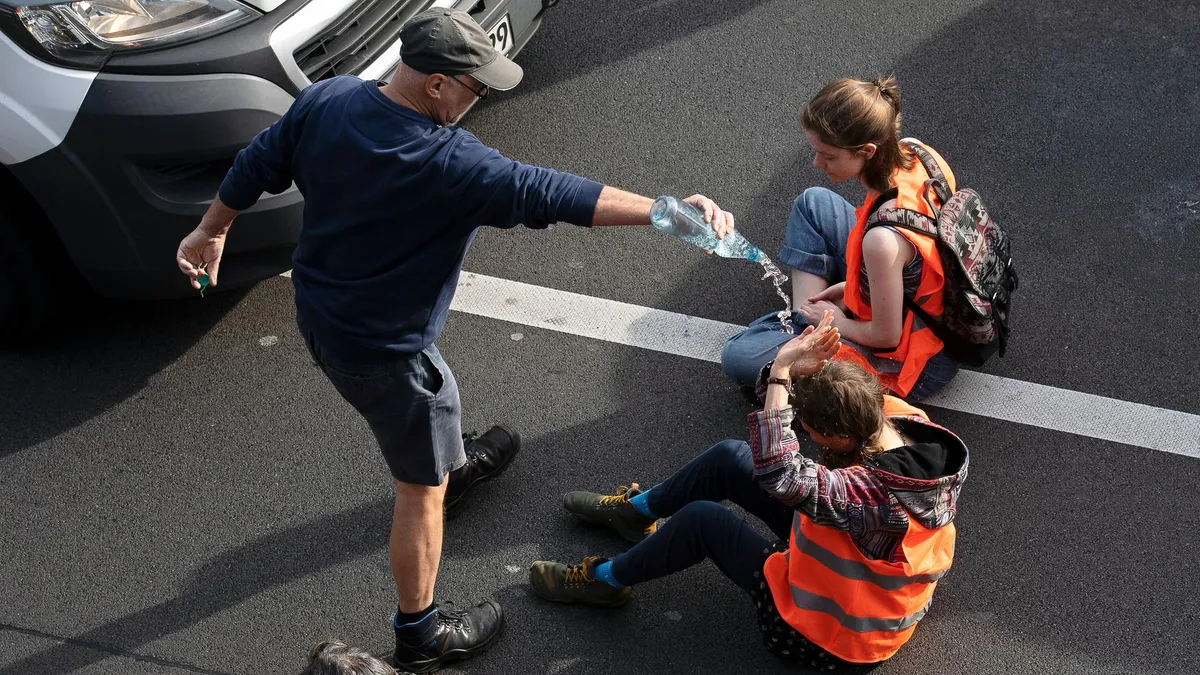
[{"left": 0, "top": 170, "right": 82, "bottom": 346}]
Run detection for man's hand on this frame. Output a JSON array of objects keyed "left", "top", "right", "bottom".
[
  {"left": 178, "top": 196, "right": 239, "bottom": 289},
  {"left": 176, "top": 226, "right": 227, "bottom": 290},
  {"left": 683, "top": 193, "right": 735, "bottom": 240},
  {"left": 771, "top": 309, "right": 840, "bottom": 378}
]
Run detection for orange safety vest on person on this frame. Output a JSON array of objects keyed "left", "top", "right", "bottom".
[
  {"left": 836, "top": 142, "right": 957, "bottom": 397},
  {"left": 762, "top": 396, "right": 956, "bottom": 664}
]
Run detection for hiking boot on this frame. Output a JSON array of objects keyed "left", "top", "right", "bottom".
[
  {"left": 445, "top": 425, "right": 521, "bottom": 517},
  {"left": 529, "top": 556, "right": 630, "bottom": 608},
  {"left": 563, "top": 483, "right": 658, "bottom": 543},
  {"left": 391, "top": 600, "right": 504, "bottom": 673}
]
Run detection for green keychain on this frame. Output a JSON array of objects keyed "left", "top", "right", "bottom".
[{"left": 197, "top": 271, "right": 210, "bottom": 297}]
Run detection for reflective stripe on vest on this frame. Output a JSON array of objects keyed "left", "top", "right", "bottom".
[
  {"left": 791, "top": 519, "right": 949, "bottom": 591},
  {"left": 787, "top": 582, "right": 934, "bottom": 634},
  {"left": 762, "top": 399, "right": 957, "bottom": 663}
]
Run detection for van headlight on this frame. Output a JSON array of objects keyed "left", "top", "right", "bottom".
[{"left": 12, "top": 0, "right": 258, "bottom": 65}]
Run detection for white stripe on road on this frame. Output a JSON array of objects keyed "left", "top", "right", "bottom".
[
  {"left": 445, "top": 272, "right": 1200, "bottom": 458},
  {"left": 281, "top": 269, "right": 1200, "bottom": 456}
]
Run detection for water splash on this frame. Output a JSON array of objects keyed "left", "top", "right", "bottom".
[
  {"left": 757, "top": 254, "right": 794, "bottom": 334},
  {"left": 647, "top": 196, "right": 794, "bottom": 334}
]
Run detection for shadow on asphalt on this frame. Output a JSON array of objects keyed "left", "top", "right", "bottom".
[
  {"left": 603, "top": 0, "right": 1200, "bottom": 671},
  {"left": 0, "top": 290, "right": 247, "bottom": 459},
  {"left": 0, "top": 497, "right": 392, "bottom": 675},
  {"left": 4, "top": 0, "right": 1197, "bottom": 672},
  {"left": 483, "top": 0, "right": 776, "bottom": 100}
]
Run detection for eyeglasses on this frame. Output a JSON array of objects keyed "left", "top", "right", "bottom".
[{"left": 449, "top": 75, "right": 489, "bottom": 99}]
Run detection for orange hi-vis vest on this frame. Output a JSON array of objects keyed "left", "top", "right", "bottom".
[
  {"left": 837, "top": 141, "right": 957, "bottom": 397},
  {"left": 762, "top": 396, "right": 956, "bottom": 664}
]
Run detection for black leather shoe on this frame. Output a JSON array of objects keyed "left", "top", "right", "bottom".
[
  {"left": 444, "top": 425, "right": 521, "bottom": 516},
  {"left": 391, "top": 600, "right": 504, "bottom": 673}
]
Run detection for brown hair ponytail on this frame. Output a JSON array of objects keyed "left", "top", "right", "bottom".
[{"left": 801, "top": 75, "right": 914, "bottom": 194}]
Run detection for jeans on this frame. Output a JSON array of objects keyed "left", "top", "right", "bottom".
[
  {"left": 720, "top": 187, "right": 958, "bottom": 402},
  {"left": 609, "top": 440, "right": 792, "bottom": 593}
]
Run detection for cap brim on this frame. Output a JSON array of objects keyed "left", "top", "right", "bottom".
[{"left": 471, "top": 52, "right": 523, "bottom": 91}]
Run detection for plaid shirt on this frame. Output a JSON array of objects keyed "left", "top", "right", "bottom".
[{"left": 748, "top": 407, "right": 915, "bottom": 563}]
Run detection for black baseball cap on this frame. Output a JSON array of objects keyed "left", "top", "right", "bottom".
[{"left": 399, "top": 9, "right": 523, "bottom": 91}]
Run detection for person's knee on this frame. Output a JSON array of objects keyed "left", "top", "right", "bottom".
[
  {"left": 673, "top": 500, "right": 726, "bottom": 526},
  {"left": 703, "top": 439, "right": 753, "bottom": 471},
  {"left": 793, "top": 187, "right": 837, "bottom": 219}
]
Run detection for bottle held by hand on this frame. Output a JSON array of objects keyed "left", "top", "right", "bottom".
[{"left": 650, "top": 196, "right": 764, "bottom": 262}]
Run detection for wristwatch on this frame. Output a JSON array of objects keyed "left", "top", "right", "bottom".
[{"left": 767, "top": 376, "right": 792, "bottom": 391}]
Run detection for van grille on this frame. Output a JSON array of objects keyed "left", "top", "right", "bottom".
[{"left": 293, "top": 0, "right": 428, "bottom": 82}]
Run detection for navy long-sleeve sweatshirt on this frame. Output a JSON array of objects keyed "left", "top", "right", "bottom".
[{"left": 218, "top": 76, "right": 604, "bottom": 356}]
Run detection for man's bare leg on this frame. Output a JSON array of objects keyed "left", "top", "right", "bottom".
[
  {"left": 391, "top": 476, "right": 447, "bottom": 612},
  {"left": 389, "top": 472, "right": 504, "bottom": 670}
]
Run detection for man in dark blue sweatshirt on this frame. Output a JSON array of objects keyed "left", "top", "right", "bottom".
[{"left": 175, "top": 8, "right": 733, "bottom": 672}]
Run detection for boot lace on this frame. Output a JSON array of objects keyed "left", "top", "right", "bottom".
[
  {"left": 597, "top": 483, "right": 641, "bottom": 506},
  {"left": 462, "top": 431, "right": 484, "bottom": 462},
  {"left": 436, "top": 602, "right": 469, "bottom": 631},
  {"left": 563, "top": 560, "right": 598, "bottom": 585}
]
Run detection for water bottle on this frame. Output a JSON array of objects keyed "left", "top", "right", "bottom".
[{"left": 650, "top": 196, "right": 764, "bottom": 262}]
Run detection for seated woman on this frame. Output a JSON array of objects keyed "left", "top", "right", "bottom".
[
  {"left": 722, "top": 75, "right": 962, "bottom": 401},
  {"left": 528, "top": 312, "right": 968, "bottom": 668}
]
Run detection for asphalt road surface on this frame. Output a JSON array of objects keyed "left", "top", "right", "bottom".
[{"left": 3, "top": 1, "right": 1198, "bottom": 674}]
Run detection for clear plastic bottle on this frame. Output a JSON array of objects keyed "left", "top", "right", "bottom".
[
  {"left": 650, "top": 196, "right": 764, "bottom": 262},
  {"left": 650, "top": 196, "right": 795, "bottom": 333}
]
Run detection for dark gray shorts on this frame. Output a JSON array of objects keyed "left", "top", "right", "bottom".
[{"left": 303, "top": 331, "right": 465, "bottom": 486}]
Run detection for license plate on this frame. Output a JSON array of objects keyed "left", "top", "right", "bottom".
[{"left": 487, "top": 14, "right": 514, "bottom": 55}]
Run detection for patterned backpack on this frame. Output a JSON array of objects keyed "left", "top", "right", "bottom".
[{"left": 866, "top": 142, "right": 1018, "bottom": 367}]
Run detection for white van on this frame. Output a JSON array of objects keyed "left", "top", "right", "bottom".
[{"left": 0, "top": 0, "right": 554, "bottom": 341}]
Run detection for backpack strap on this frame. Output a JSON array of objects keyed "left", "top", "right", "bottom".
[
  {"left": 866, "top": 205, "right": 938, "bottom": 238},
  {"left": 903, "top": 141, "right": 953, "bottom": 211}
]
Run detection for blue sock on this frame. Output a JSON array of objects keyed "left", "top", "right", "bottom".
[
  {"left": 629, "top": 489, "right": 657, "bottom": 519},
  {"left": 592, "top": 560, "right": 625, "bottom": 589},
  {"left": 394, "top": 607, "right": 438, "bottom": 646}
]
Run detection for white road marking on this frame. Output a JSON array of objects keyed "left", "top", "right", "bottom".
[
  {"left": 279, "top": 269, "right": 1200, "bottom": 456},
  {"left": 449, "top": 272, "right": 1200, "bottom": 457}
]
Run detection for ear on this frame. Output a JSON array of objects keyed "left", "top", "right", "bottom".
[
  {"left": 858, "top": 143, "right": 878, "bottom": 161},
  {"left": 424, "top": 73, "right": 448, "bottom": 99}
]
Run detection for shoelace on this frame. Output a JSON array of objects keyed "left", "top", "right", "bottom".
[
  {"left": 597, "top": 483, "right": 640, "bottom": 506},
  {"left": 436, "top": 602, "right": 469, "bottom": 630},
  {"left": 462, "top": 431, "right": 484, "bottom": 462},
  {"left": 563, "top": 561, "right": 596, "bottom": 585}
]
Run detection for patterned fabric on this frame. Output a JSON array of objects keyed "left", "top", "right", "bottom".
[
  {"left": 870, "top": 143, "right": 1019, "bottom": 366},
  {"left": 748, "top": 408, "right": 909, "bottom": 562},
  {"left": 746, "top": 407, "right": 968, "bottom": 564}
]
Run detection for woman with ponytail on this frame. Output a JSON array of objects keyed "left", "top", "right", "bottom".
[
  {"left": 722, "top": 76, "right": 963, "bottom": 401},
  {"left": 527, "top": 311, "right": 969, "bottom": 668}
]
